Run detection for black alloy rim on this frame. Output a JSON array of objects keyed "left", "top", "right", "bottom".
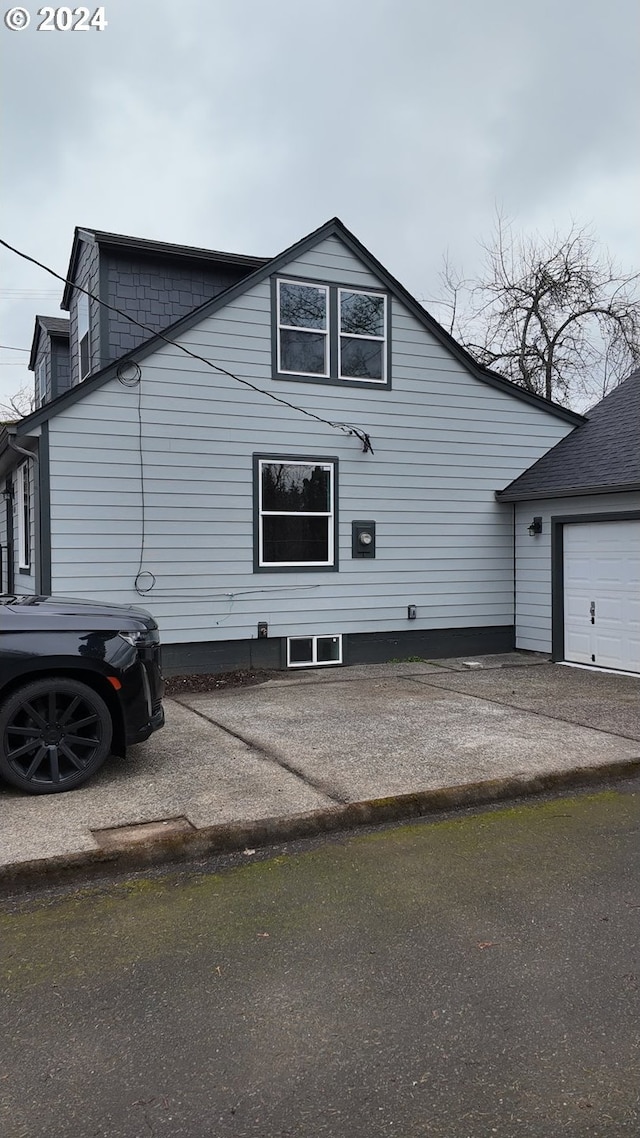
[{"left": 4, "top": 689, "right": 104, "bottom": 787}]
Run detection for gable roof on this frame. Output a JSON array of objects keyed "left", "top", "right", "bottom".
[
  {"left": 18, "top": 217, "right": 584, "bottom": 434},
  {"left": 28, "top": 314, "right": 70, "bottom": 370},
  {"left": 61, "top": 227, "right": 269, "bottom": 310},
  {"left": 497, "top": 369, "right": 640, "bottom": 501}
]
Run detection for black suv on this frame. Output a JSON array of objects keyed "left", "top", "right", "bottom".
[{"left": 0, "top": 595, "right": 164, "bottom": 794}]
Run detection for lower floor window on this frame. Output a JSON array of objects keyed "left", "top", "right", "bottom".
[
  {"left": 255, "top": 455, "right": 337, "bottom": 570},
  {"left": 287, "top": 634, "right": 342, "bottom": 668}
]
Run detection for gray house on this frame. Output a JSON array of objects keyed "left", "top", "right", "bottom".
[{"left": 7, "top": 216, "right": 633, "bottom": 675}]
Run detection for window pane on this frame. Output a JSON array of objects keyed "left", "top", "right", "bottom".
[
  {"left": 36, "top": 361, "right": 46, "bottom": 403},
  {"left": 280, "top": 283, "right": 326, "bottom": 329},
  {"left": 77, "top": 293, "right": 89, "bottom": 339},
  {"left": 289, "top": 638, "right": 313, "bottom": 664},
  {"left": 262, "top": 515, "right": 329, "bottom": 564},
  {"left": 316, "top": 636, "right": 341, "bottom": 663},
  {"left": 340, "top": 292, "right": 385, "bottom": 336},
  {"left": 340, "top": 336, "right": 384, "bottom": 380},
  {"left": 280, "top": 329, "right": 326, "bottom": 374},
  {"left": 262, "top": 464, "right": 330, "bottom": 513},
  {"left": 80, "top": 332, "right": 91, "bottom": 379}
]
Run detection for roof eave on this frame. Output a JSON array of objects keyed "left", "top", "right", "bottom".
[
  {"left": 0, "top": 424, "right": 41, "bottom": 481},
  {"left": 90, "top": 230, "right": 270, "bottom": 269},
  {"left": 28, "top": 316, "right": 71, "bottom": 370},
  {"left": 22, "top": 216, "right": 587, "bottom": 433},
  {"left": 28, "top": 320, "right": 42, "bottom": 371},
  {"left": 328, "top": 219, "right": 585, "bottom": 428},
  {"left": 61, "top": 227, "right": 96, "bottom": 310},
  {"left": 496, "top": 480, "right": 640, "bottom": 502}
]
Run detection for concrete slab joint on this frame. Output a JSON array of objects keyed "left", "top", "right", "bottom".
[{"left": 0, "top": 656, "right": 638, "bottom": 893}]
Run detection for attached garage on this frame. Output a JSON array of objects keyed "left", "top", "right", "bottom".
[
  {"left": 561, "top": 516, "right": 640, "bottom": 674},
  {"left": 497, "top": 370, "right": 640, "bottom": 677}
]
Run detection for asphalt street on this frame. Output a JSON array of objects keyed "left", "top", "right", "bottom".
[{"left": 2, "top": 783, "right": 640, "bottom": 1137}]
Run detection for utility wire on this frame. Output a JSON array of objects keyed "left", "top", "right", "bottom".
[
  {"left": 0, "top": 237, "right": 374, "bottom": 453},
  {"left": 0, "top": 344, "right": 30, "bottom": 352}
]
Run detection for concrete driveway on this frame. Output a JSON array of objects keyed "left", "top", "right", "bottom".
[{"left": 1, "top": 654, "right": 639, "bottom": 885}]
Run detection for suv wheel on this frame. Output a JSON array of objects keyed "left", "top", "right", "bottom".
[{"left": 0, "top": 678, "right": 113, "bottom": 794}]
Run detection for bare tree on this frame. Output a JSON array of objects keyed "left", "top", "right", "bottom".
[
  {"left": 433, "top": 214, "right": 640, "bottom": 406},
  {"left": 0, "top": 384, "right": 34, "bottom": 424}
]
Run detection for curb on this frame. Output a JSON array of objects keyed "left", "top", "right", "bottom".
[{"left": 2, "top": 756, "right": 640, "bottom": 895}]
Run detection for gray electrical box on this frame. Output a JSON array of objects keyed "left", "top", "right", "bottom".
[{"left": 352, "top": 520, "right": 376, "bottom": 558}]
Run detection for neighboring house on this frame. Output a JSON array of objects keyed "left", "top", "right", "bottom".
[
  {"left": 1, "top": 216, "right": 597, "bottom": 675},
  {"left": 497, "top": 369, "right": 640, "bottom": 675}
]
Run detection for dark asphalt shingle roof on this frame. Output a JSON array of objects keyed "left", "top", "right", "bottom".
[
  {"left": 497, "top": 369, "right": 640, "bottom": 501},
  {"left": 28, "top": 314, "right": 70, "bottom": 370},
  {"left": 37, "top": 316, "right": 70, "bottom": 337},
  {"left": 61, "top": 228, "right": 269, "bottom": 309}
]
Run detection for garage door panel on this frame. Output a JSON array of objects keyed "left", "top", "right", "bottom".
[
  {"left": 628, "top": 599, "right": 640, "bottom": 627},
  {"left": 597, "top": 598, "right": 625, "bottom": 621},
  {"left": 593, "top": 562, "right": 629, "bottom": 589},
  {"left": 565, "top": 593, "right": 590, "bottom": 620},
  {"left": 563, "top": 519, "right": 640, "bottom": 674},
  {"left": 564, "top": 630, "right": 592, "bottom": 664},
  {"left": 595, "top": 634, "right": 640, "bottom": 672}
]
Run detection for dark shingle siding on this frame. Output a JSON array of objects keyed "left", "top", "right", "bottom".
[
  {"left": 52, "top": 339, "right": 71, "bottom": 396},
  {"left": 103, "top": 254, "right": 255, "bottom": 364},
  {"left": 31, "top": 317, "right": 70, "bottom": 407},
  {"left": 497, "top": 370, "right": 640, "bottom": 500}
]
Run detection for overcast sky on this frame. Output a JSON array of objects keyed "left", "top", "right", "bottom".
[{"left": 1, "top": 0, "right": 639, "bottom": 405}]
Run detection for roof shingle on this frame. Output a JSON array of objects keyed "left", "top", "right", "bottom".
[{"left": 497, "top": 369, "right": 640, "bottom": 500}]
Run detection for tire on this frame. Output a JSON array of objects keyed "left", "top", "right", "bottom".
[{"left": 0, "top": 677, "right": 113, "bottom": 794}]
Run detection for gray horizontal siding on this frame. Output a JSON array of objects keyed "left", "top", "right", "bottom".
[
  {"left": 287, "top": 237, "right": 382, "bottom": 289},
  {"left": 515, "top": 491, "right": 640, "bottom": 652},
  {"left": 47, "top": 235, "right": 573, "bottom": 645}
]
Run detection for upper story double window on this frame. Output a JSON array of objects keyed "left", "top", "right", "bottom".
[{"left": 274, "top": 278, "right": 389, "bottom": 388}]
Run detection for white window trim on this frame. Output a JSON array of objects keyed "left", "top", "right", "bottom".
[
  {"left": 277, "top": 279, "right": 329, "bottom": 378},
  {"left": 275, "top": 278, "right": 389, "bottom": 385},
  {"left": 16, "top": 461, "right": 31, "bottom": 571},
  {"left": 258, "top": 458, "right": 335, "bottom": 568},
  {"left": 287, "top": 634, "right": 343, "bottom": 668},
  {"left": 338, "top": 288, "right": 387, "bottom": 383}
]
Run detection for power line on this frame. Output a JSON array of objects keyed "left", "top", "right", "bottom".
[
  {"left": 0, "top": 291, "right": 60, "bottom": 299},
  {"left": 0, "top": 344, "right": 29, "bottom": 352},
  {"left": 0, "top": 236, "right": 374, "bottom": 453}
]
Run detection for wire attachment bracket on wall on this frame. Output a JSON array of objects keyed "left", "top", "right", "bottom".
[{"left": 346, "top": 427, "right": 374, "bottom": 454}]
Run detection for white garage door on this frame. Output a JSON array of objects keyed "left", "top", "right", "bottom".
[{"left": 564, "top": 519, "right": 640, "bottom": 674}]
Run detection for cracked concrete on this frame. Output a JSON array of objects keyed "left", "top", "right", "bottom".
[{"left": 0, "top": 655, "right": 638, "bottom": 880}]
